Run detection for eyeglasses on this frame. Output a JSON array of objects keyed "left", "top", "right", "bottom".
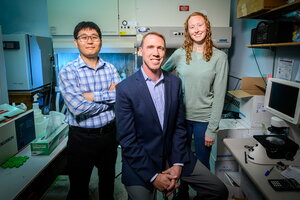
[{"left": 76, "top": 34, "right": 100, "bottom": 42}]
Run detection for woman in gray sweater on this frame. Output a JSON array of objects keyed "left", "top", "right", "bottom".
[{"left": 162, "top": 12, "right": 228, "bottom": 200}]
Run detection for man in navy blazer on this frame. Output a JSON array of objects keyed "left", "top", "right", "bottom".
[{"left": 116, "top": 32, "right": 228, "bottom": 200}]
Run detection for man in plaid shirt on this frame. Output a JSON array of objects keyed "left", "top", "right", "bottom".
[{"left": 58, "top": 21, "right": 120, "bottom": 200}]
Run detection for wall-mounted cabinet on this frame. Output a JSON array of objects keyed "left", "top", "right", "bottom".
[{"left": 47, "top": 0, "right": 119, "bottom": 36}]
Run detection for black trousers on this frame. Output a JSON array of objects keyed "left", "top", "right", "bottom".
[{"left": 66, "top": 122, "right": 118, "bottom": 200}]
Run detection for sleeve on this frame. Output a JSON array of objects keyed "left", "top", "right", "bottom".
[
  {"left": 205, "top": 53, "right": 229, "bottom": 139},
  {"left": 94, "top": 65, "right": 121, "bottom": 103},
  {"left": 170, "top": 80, "right": 190, "bottom": 165},
  {"left": 58, "top": 67, "right": 109, "bottom": 116},
  {"left": 162, "top": 49, "right": 179, "bottom": 72},
  {"left": 115, "top": 83, "right": 158, "bottom": 183}
]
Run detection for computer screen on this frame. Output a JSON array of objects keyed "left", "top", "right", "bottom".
[{"left": 265, "top": 78, "right": 300, "bottom": 125}]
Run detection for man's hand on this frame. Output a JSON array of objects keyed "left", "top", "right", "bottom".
[
  {"left": 205, "top": 136, "right": 215, "bottom": 147},
  {"left": 153, "top": 173, "right": 177, "bottom": 193},
  {"left": 109, "top": 83, "right": 117, "bottom": 91},
  {"left": 83, "top": 92, "right": 94, "bottom": 102},
  {"left": 162, "top": 165, "right": 182, "bottom": 196}
]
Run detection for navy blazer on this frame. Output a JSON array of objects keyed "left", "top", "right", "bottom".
[{"left": 115, "top": 69, "right": 197, "bottom": 190}]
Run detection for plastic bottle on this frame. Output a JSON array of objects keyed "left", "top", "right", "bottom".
[
  {"left": 33, "top": 94, "right": 48, "bottom": 137},
  {"left": 33, "top": 94, "right": 42, "bottom": 120}
]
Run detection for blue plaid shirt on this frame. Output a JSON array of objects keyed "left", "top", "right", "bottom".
[{"left": 58, "top": 56, "right": 121, "bottom": 128}]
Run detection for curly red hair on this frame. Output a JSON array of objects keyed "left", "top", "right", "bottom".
[{"left": 182, "top": 12, "right": 213, "bottom": 64}]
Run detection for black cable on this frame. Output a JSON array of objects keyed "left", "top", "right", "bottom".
[
  {"left": 251, "top": 48, "right": 267, "bottom": 86},
  {"left": 47, "top": 55, "right": 55, "bottom": 113},
  {"left": 272, "top": 48, "right": 277, "bottom": 77}
]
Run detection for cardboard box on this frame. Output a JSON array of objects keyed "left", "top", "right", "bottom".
[
  {"left": 240, "top": 95, "right": 272, "bottom": 128},
  {"left": 211, "top": 119, "right": 249, "bottom": 160},
  {"left": 228, "top": 77, "right": 272, "bottom": 128},
  {"left": 0, "top": 110, "right": 35, "bottom": 165},
  {"left": 30, "top": 123, "right": 68, "bottom": 155},
  {"left": 210, "top": 155, "right": 239, "bottom": 182},
  {"left": 237, "top": 0, "right": 287, "bottom": 18},
  {"left": 0, "top": 122, "right": 18, "bottom": 165}
]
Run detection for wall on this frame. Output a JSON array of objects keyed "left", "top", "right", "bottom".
[
  {"left": 47, "top": 0, "right": 119, "bottom": 36},
  {"left": 0, "top": 0, "right": 49, "bottom": 37},
  {"left": 229, "top": 0, "right": 300, "bottom": 138},
  {"left": 229, "top": 0, "right": 300, "bottom": 90},
  {"left": 0, "top": 25, "right": 8, "bottom": 104},
  {"left": 228, "top": 0, "right": 274, "bottom": 90}
]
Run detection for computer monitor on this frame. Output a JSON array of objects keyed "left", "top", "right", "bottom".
[{"left": 264, "top": 78, "right": 300, "bottom": 125}]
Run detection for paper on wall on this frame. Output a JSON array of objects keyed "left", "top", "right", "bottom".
[
  {"left": 295, "top": 64, "right": 300, "bottom": 82},
  {"left": 276, "top": 58, "right": 294, "bottom": 80}
]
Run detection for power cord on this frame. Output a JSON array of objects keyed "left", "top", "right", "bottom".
[{"left": 251, "top": 48, "right": 268, "bottom": 86}]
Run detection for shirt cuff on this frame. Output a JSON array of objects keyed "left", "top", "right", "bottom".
[
  {"left": 173, "top": 163, "right": 184, "bottom": 166},
  {"left": 205, "top": 128, "right": 217, "bottom": 139},
  {"left": 150, "top": 173, "right": 158, "bottom": 183}
]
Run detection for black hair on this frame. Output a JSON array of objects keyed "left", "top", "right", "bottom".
[{"left": 73, "top": 21, "right": 102, "bottom": 39}]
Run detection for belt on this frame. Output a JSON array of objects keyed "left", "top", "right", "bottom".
[{"left": 69, "top": 120, "right": 116, "bottom": 136}]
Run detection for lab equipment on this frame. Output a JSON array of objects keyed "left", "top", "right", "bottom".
[
  {"left": 268, "top": 116, "right": 289, "bottom": 135},
  {"left": 0, "top": 110, "right": 35, "bottom": 165},
  {"left": 247, "top": 135, "right": 299, "bottom": 164},
  {"left": 136, "top": 26, "right": 232, "bottom": 49},
  {"left": 264, "top": 78, "right": 300, "bottom": 125},
  {"left": 3, "top": 34, "right": 53, "bottom": 90},
  {"left": 268, "top": 178, "right": 300, "bottom": 191}
]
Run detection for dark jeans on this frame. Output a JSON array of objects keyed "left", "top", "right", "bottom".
[
  {"left": 186, "top": 120, "right": 211, "bottom": 169},
  {"left": 66, "top": 122, "right": 118, "bottom": 200},
  {"left": 180, "top": 120, "right": 211, "bottom": 195}
]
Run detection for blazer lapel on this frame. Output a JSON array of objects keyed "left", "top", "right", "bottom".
[
  {"left": 136, "top": 70, "right": 161, "bottom": 129},
  {"left": 163, "top": 71, "right": 171, "bottom": 134}
]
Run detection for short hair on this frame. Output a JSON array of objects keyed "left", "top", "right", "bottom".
[
  {"left": 73, "top": 21, "right": 102, "bottom": 39},
  {"left": 140, "top": 32, "right": 166, "bottom": 48}
]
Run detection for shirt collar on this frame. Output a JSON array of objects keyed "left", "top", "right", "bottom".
[
  {"left": 77, "top": 55, "right": 106, "bottom": 70},
  {"left": 141, "top": 66, "right": 164, "bottom": 83}
]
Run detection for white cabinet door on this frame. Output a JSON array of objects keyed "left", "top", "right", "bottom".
[{"left": 47, "top": 0, "right": 119, "bottom": 36}]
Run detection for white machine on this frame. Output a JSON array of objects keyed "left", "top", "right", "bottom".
[
  {"left": 3, "top": 34, "right": 53, "bottom": 91},
  {"left": 247, "top": 78, "right": 300, "bottom": 165},
  {"left": 264, "top": 78, "right": 300, "bottom": 125},
  {"left": 247, "top": 135, "right": 300, "bottom": 165},
  {"left": 136, "top": 26, "right": 232, "bottom": 49}
]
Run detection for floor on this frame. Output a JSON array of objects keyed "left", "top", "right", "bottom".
[
  {"left": 41, "top": 146, "right": 201, "bottom": 200},
  {"left": 41, "top": 146, "right": 241, "bottom": 200}
]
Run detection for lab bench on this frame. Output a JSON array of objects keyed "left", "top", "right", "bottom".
[{"left": 0, "top": 137, "right": 67, "bottom": 200}]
